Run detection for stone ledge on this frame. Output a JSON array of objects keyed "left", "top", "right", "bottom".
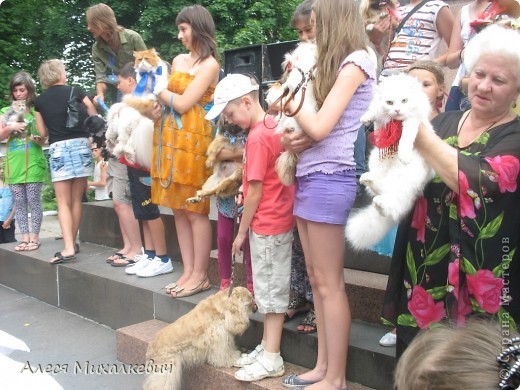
[
  {"left": 116, "top": 319, "right": 167, "bottom": 365},
  {"left": 116, "top": 319, "right": 373, "bottom": 390}
]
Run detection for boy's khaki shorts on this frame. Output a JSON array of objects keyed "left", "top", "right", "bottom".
[{"left": 249, "top": 230, "right": 293, "bottom": 314}]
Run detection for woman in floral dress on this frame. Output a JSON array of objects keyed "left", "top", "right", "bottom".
[{"left": 382, "top": 25, "right": 520, "bottom": 356}]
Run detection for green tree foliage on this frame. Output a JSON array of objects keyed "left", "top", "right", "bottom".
[{"left": 0, "top": 0, "right": 300, "bottom": 108}]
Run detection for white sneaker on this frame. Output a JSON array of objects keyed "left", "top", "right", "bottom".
[
  {"left": 136, "top": 257, "right": 173, "bottom": 277},
  {"left": 125, "top": 252, "right": 150, "bottom": 275},
  {"left": 234, "top": 344, "right": 264, "bottom": 368},
  {"left": 379, "top": 331, "right": 397, "bottom": 347},
  {"left": 234, "top": 354, "right": 284, "bottom": 382}
]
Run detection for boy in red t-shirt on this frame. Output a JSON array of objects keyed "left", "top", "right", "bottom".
[{"left": 206, "top": 74, "right": 295, "bottom": 382}]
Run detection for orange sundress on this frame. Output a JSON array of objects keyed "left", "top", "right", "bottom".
[{"left": 151, "top": 71, "right": 214, "bottom": 214}]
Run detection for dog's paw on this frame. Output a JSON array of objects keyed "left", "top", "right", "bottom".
[{"left": 186, "top": 195, "right": 202, "bottom": 203}]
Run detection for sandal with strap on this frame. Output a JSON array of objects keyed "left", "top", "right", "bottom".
[
  {"left": 15, "top": 241, "right": 29, "bottom": 251},
  {"left": 284, "top": 296, "right": 310, "bottom": 322},
  {"left": 24, "top": 241, "right": 41, "bottom": 251},
  {"left": 297, "top": 306, "right": 317, "bottom": 334}
]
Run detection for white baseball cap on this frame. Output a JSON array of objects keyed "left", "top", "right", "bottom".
[{"left": 205, "top": 74, "right": 259, "bottom": 120}]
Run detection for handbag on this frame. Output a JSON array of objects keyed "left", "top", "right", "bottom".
[{"left": 65, "top": 87, "right": 86, "bottom": 129}]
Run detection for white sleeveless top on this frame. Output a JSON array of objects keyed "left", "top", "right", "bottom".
[{"left": 93, "top": 161, "right": 110, "bottom": 201}]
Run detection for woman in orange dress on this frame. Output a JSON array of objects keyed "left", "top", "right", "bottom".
[{"left": 152, "top": 4, "right": 220, "bottom": 298}]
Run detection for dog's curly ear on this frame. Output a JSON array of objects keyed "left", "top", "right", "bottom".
[{"left": 224, "top": 287, "right": 252, "bottom": 335}]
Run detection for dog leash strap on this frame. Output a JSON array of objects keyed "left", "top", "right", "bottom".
[{"left": 228, "top": 201, "right": 240, "bottom": 297}]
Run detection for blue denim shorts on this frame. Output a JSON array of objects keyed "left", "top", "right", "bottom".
[
  {"left": 49, "top": 138, "right": 93, "bottom": 182},
  {"left": 294, "top": 170, "right": 356, "bottom": 225}
]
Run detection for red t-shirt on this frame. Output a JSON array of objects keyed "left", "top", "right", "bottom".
[{"left": 243, "top": 116, "right": 295, "bottom": 235}]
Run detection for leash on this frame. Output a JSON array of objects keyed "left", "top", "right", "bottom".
[{"left": 228, "top": 199, "right": 242, "bottom": 297}]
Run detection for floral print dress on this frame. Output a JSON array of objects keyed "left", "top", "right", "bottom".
[{"left": 382, "top": 111, "right": 520, "bottom": 348}]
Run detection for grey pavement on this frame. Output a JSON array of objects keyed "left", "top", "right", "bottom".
[
  {"left": 0, "top": 285, "right": 144, "bottom": 390},
  {"left": 2, "top": 214, "right": 144, "bottom": 389}
]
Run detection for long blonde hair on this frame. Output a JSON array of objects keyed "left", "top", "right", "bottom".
[
  {"left": 86, "top": 3, "right": 124, "bottom": 46},
  {"left": 313, "top": 0, "right": 369, "bottom": 108}
]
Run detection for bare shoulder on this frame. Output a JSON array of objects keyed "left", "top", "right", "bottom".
[
  {"left": 197, "top": 57, "right": 220, "bottom": 82},
  {"left": 171, "top": 53, "right": 190, "bottom": 69}
]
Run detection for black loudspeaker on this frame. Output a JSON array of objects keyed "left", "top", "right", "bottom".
[{"left": 224, "top": 40, "right": 299, "bottom": 87}]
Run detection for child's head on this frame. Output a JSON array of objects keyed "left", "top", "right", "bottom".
[
  {"left": 407, "top": 60, "right": 445, "bottom": 114},
  {"left": 176, "top": 5, "right": 218, "bottom": 63},
  {"left": 9, "top": 71, "right": 37, "bottom": 108},
  {"left": 395, "top": 319, "right": 518, "bottom": 390},
  {"left": 205, "top": 74, "right": 260, "bottom": 129},
  {"left": 292, "top": 0, "right": 316, "bottom": 43},
  {"left": 38, "top": 59, "right": 66, "bottom": 90},
  {"left": 117, "top": 62, "right": 137, "bottom": 95}
]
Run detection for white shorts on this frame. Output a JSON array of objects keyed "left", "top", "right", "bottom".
[{"left": 249, "top": 230, "right": 293, "bottom": 314}]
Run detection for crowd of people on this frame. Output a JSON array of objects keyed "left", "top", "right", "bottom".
[{"left": 1, "top": 0, "right": 519, "bottom": 388}]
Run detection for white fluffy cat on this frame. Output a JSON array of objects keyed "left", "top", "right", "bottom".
[
  {"left": 345, "top": 73, "right": 435, "bottom": 251},
  {"left": 265, "top": 42, "right": 317, "bottom": 186}
]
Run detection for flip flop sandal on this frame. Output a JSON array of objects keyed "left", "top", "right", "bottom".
[
  {"left": 50, "top": 252, "right": 76, "bottom": 265},
  {"left": 15, "top": 241, "right": 29, "bottom": 251},
  {"left": 24, "top": 241, "right": 41, "bottom": 251},
  {"left": 106, "top": 252, "right": 124, "bottom": 264},
  {"left": 110, "top": 257, "right": 136, "bottom": 267},
  {"left": 297, "top": 307, "right": 317, "bottom": 334}
]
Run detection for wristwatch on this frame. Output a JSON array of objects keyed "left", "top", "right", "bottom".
[{"left": 365, "top": 23, "right": 375, "bottom": 33}]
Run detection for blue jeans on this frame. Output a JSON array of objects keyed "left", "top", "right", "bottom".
[{"left": 354, "top": 124, "right": 367, "bottom": 177}]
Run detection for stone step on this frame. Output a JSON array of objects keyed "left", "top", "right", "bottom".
[
  {"left": 0, "top": 239, "right": 395, "bottom": 390},
  {"left": 79, "top": 199, "right": 392, "bottom": 275},
  {"left": 116, "top": 320, "right": 375, "bottom": 390},
  {"left": 206, "top": 249, "right": 388, "bottom": 325}
]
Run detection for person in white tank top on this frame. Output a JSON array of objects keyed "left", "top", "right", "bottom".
[{"left": 88, "top": 142, "right": 110, "bottom": 200}]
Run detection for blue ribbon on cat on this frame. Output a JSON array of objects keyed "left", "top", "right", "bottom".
[{"left": 134, "top": 67, "right": 163, "bottom": 96}]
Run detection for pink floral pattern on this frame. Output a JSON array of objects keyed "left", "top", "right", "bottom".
[
  {"left": 458, "top": 170, "right": 476, "bottom": 219},
  {"left": 484, "top": 155, "right": 519, "bottom": 193},
  {"left": 411, "top": 197, "right": 427, "bottom": 243},
  {"left": 467, "top": 270, "right": 504, "bottom": 313},
  {"left": 408, "top": 286, "right": 446, "bottom": 329}
]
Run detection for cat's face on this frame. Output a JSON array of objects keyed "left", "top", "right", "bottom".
[
  {"left": 12, "top": 100, "right": 26, "bottom": 112},
  {"left": 376, "top": 74, "right": 427, "bottom": 120},
  {"left": 134, "top": 49, "right": 159, "bottom": 72}
]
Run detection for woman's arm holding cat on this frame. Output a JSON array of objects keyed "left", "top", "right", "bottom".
[
  {"left": 415, "top": 123, "right": 459, "bottom": 192},
  {"left": 286, "top": 63, "right": 367, "bottom": 142},
  {"left": 155, "top": 56, "right": 219, "bottom": 115},
  {"left": 0, "top": 115, "right": 26, "bottom": 141}
]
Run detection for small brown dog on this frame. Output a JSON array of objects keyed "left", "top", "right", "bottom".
[
  {"left": 143, "top": 287, "right": 256, "bottom": 390},
  {"left": 187, "top": 118, "right": 245, "bottom": 203}
]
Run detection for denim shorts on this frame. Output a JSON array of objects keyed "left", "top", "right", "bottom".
[
  {"left": 249, "top": 230, "right": 293, "bottom": 314},
  {"left": 294, "top": 170, "right": 356, "bottom": 225},
  {"left": 49, "top": 138, "right": 93, "bottom": 182}
]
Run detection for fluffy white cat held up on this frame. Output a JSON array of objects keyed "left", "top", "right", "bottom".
[{"left": 345, "top": 73, "right": 435, "bottom": 251}]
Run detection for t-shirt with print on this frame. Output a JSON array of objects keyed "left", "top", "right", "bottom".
[
  {"left": 242, "top": 116, "right": 295, "bottom": 236},
  {"left": 381, "top": 0, "right": 449, "bottom": 76}
]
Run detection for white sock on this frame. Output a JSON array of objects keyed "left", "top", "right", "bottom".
[{"left": 262, "top": 350, "right": 282, "bottom": 364}]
